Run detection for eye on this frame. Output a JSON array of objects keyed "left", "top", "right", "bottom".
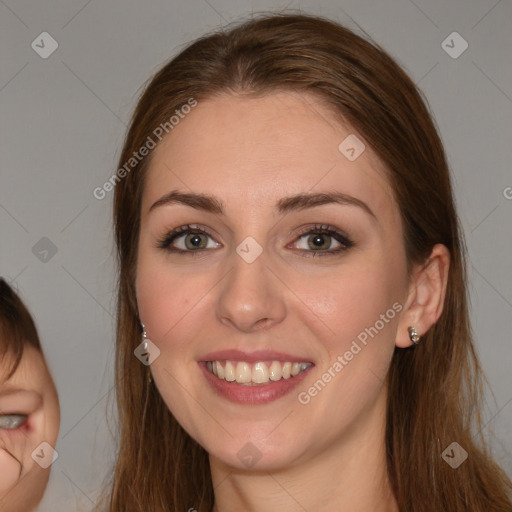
[
  {"left": 291, "top": 224, "right": 354, "bottom": 257},
  {"left": 0, "top": 414, "right": 28, "bottom": 430},
  {"left": 157, "top": 224, "right": 221, "bottom": 253},
  {"left": 156, "top": 223, "right": 354, "bottom": 257}
]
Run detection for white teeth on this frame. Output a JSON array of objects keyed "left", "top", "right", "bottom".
[
  {"left": 291, "top": 362, "right": 301, "bottom": 376},
  {"left": 252, "top": 362, "right": 269, "bottom": 383},
  {"left": 215, "top": 361, "right": 225, "bottom": 379},
  {"left": 224, "top": 361, "right": 236, "bottom": 382},
  {"left": 236, "top": 362, "right": 252, "bottom": 383},
  {"left": 207, "top": 360, "right": 311, "bottom": 384},
  {"left": 269, "top": 361, "right": 282, "bottom": 381}
]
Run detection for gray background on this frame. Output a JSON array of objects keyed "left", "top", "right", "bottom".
[{"left": 0, "top": 0, "right": 510, "bottom": 510}]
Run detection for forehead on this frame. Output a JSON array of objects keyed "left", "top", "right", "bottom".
[{"left": 143, "top": 91, "right": 396, "bottom": 220}]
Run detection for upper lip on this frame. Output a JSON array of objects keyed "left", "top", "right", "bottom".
[{"left": 200, "top": 349, "right": 313, "bottom": 363}]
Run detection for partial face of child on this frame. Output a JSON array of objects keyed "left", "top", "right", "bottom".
[{"left": 0, "top": 345, "right": 60, "bottom": 512}]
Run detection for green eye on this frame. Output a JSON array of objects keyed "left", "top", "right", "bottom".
[
  {"left": 157, "top": 224, "right": 220, "bottom": 252},
  {"left": 0, "top": 414, "right": 27, "bottom": 429}
]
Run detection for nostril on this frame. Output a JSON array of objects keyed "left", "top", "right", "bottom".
[{"left": 254, "top": 317, "right": 272, "bottom": 330}]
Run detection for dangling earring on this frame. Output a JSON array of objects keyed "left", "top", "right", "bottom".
[
  {"left": 141, "top": 323, "right": 152, "bottom": 384},
  {"left": 408, "top": 326, "right": 421, "bottom": 345}
]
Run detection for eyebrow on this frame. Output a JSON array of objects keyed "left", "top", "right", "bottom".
[{"left": 148, "top": 190, "right": 376, "bottom": 220}]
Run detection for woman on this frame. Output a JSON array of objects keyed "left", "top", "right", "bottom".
[{"left": 101, "top": 12, "right": 512, "bottom": 511}]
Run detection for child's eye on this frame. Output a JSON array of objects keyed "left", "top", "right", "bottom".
[{"left": 0, "top": 414, "right": 28, "bottom": 429}]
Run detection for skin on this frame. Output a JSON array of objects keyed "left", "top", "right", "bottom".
[
  {"left": 0, "top": 345, "right": 60, "bottom": 512},
  {"left": 136, "top": 91, "right": 449, "bottom": 511}
]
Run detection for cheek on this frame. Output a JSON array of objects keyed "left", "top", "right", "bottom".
[
  {"left": 135, "top": 250, "right": 221, "bottom": 439},
  {"left": 302, "top": 258, "right": 404, "bottom": 353},
  {"left": 0, "top": 446, "right": 21, "bottom": 494},
  {"left": 41, "top": 387, "right": 60, "bottom": 448},
  {"left": 292, "top": 262, "right": 404, "bottom": 434},
  {"left": 135, "top": 247, "right": 211, "bottom": 352}
]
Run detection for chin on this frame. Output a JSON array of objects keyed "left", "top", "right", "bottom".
[{"left": 208, "top": 442, "right": 304, "bottom": 473}]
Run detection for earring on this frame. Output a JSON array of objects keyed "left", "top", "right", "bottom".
[
  {"left": 141, "top": 323, "right": 148, "bottom": 350},
  {"left": 141, "top": 323, "right": 152, "bottom": 384},
  {"left": 408, "top": 326, "right": 421, "bottom": 345}
]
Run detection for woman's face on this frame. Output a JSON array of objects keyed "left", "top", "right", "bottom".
[
  {"left": 136, "top": 91, "right": 410, "bottom": 471},
  {"left": 0, "top": 345, "right": 60, "bottom": 511}
]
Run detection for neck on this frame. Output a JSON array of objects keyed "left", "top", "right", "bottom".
[{"left": 210, "top": 388, "right": 398, "bottom": 512}]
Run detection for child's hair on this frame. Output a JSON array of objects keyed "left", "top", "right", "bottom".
[{"left": 0, "top": 278, "right": 42, "bottom": 379}]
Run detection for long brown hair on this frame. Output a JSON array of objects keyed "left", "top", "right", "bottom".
[{"left": 103, "top": 12, "right": 512, "bottom": 511}]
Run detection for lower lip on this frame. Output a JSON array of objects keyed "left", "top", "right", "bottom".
[{"left": 199, "top": 362, "right": 313, "bottom": 404}]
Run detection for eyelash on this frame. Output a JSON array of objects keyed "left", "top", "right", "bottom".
[{"left": 156, "top": 223, "right": 354, "bottom": 258}]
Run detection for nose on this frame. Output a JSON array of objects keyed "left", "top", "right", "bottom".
[{"left": 215, "top": 246, "right": 287, "bottom": 333}]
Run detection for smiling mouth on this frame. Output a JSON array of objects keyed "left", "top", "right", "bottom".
[{"left": 205, "top": 360, "right": 313, "bottom": 385}]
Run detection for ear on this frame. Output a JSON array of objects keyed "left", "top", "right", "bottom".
[{"left": 395, "top": 244, "right": 450, "bottom": 348}]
